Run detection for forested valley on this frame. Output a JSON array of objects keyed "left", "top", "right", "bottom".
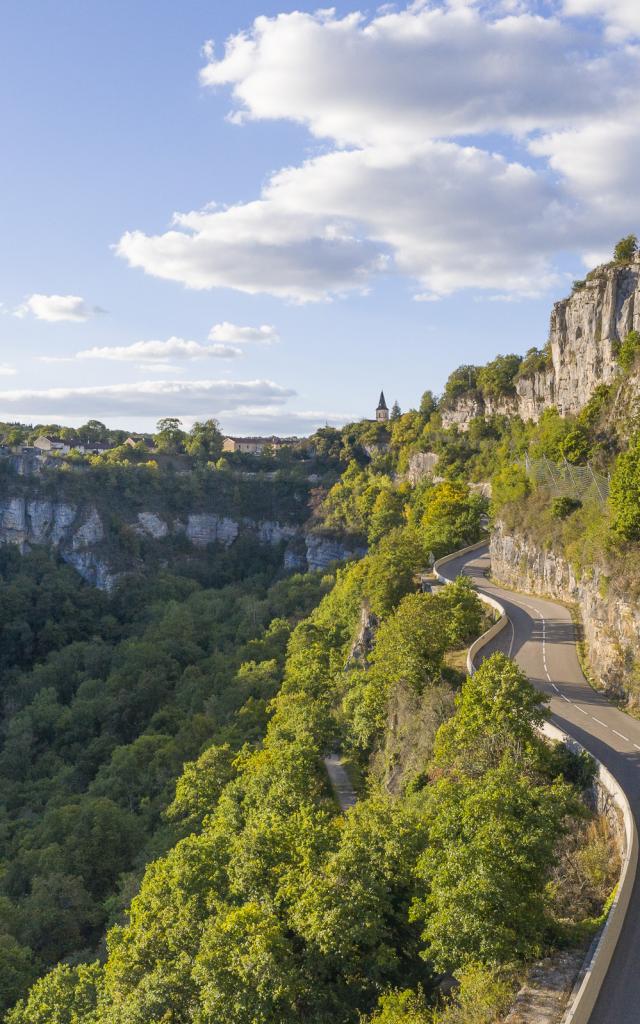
[{"left": 0, "top": 391, "right": 626, "bottom": 1023}]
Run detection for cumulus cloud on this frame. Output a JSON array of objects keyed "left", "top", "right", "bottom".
[
  {"left": 208, "top": 322, "right": 279, "bottom": 344},
  {"left": 0, "top": 365, "right": 16, "bottom": 377},
  {"left": 76, "top": 337, "right": 241, "bottom": 362},
  {"left": 564, "top": 0, "right": 640, "bottom": 41},
  {"left": 0, "top": 379, "right": 295, "bottom": 418},
  {"left": 119, "top": 141, "right": 564, "bottom": 299},
  {"left": 117, "top": 202, "right": 385, "bottom": 301},
  {"left": 200, "top": 7, "right": 622, "bottom": 146},
  {"left": 115, "top": 4, "right": 640, "bottom": 301},
  {"left": 14, "top": 294, "right": 104, "bottom": 322}
]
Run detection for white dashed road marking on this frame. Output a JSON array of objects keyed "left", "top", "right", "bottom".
[
  {"left": 592, "top": 717, "right": 608, "bottom": 729},
  {"left": 613, "top": 730, "right": 630, "bottom": 742}
]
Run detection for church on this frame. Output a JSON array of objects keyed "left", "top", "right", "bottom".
[{"left": 375, "top": 391, "right": 389, "bottom": 423}]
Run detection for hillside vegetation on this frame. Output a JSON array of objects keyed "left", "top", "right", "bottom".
[{"left": 0, "top": 445, "right": 619, "bottom": 1023}]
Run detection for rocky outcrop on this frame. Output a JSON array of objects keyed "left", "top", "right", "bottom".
[
  {"left": 0, "top": 494, "right": 364, "bottom": 588},
  {"left": 442, "top": 258, "right": 640, "bottom": 430},
  {"left": 491, "top": 522, "right": 640, "bottom": 703},
  {"left": 345, "top": 602, "right": 378, "bottom": 668},
  {"left": 0, "top": 498, "right": 117, "bottom": 589},
  {"left": 305, "top": 534, "right": 367, "bottom": 572},
  {"left": 134, "top": 512, "right": 169, "bottom": 539},
  {"left": 183, "top": 514, "right": 240, "bottom": 548},
  {"left": 406, "top": 452, "right": 439, "bottom": 485}
]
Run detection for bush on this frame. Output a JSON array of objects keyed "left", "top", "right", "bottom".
[
  {"left": 476, "top": 354, "right": 522, "bottom": 401},
  {"left": 617, "top": 330, "right": 640, "bottom": 373},
  {"left": 609, "top": 432, "right": 640, "bottom": 539},
  {"left": 491, "top": 464, "right": 530, "bottom": 510},
  {"left": 613, "top": 234, "right": 638, "bottom": 263},
  {"left": 551, "top": 497, "right": 582, "bottom": 520},
  {"left": 515, "top": 345, "right": 552, "bottom": 380}
]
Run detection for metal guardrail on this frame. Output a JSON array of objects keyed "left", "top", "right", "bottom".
[{"left": 434, "top": 541, "right": 638, "bottom": 1024}]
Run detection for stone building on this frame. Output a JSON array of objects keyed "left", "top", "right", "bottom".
[{"left": 376, "top": 391, "right": 389, "bottom": 423}]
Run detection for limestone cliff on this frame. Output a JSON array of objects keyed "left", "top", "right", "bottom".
[
  {"left": 442, "top": 258, "right": 640, "bottom": 429},
  {"left": 490, "top": 521, "right": 640, "bottom": 704},
  {"left": 0, "top": 496, "right": 365, "bottom": 590}
]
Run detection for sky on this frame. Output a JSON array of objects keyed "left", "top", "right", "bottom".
[{"left": 1, "top": 0, "right": 639, "bottom": 435}]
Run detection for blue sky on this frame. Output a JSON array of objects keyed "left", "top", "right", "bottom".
[{"left": 0, "top": 0, "right": 637, "bottom": 433}]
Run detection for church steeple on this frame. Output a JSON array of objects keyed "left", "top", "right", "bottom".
[{"left": 376, "top": 390, "right": 389, "bottom": 423}]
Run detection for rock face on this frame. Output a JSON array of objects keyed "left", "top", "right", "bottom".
[
  {"left": 0, "top": 498, "right": 117, "bottom": 589},
  {"left": 491, "top": 522, "right": 640, "bottom": 703},
  {"left": 0, "top": 494, "right": 364, "bottom": 588},
  {"left": 406, "top": 452, "right": 439, "bottom": 485},
  {"left": 305, "top": 534, "right": 367, "bottom": 572},
  {"left": 442, "top": 259, "right": 640, "bottom": 430},
  {"left": 184, "top": 514, "right": 240, "bottom": 548},
  {"left": 134, "top": 512, "right": 169, "bottom": 539}
]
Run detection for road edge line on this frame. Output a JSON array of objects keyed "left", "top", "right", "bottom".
[{"left": 434, "top": 542, "right": 639, "bottom": 1024}]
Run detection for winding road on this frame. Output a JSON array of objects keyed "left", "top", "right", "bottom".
[{"left": 440, "top": 544, "right": 640, "bottom": 1024}]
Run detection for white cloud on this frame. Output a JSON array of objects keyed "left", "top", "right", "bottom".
[
  {"left": 115, "top": 3, "right": 640, "bottom": 302},
  {"left": 14, "top": 294, "right": 104, "bottom": 323},
  {"left": 117, "top": 201, "right": 385, "bottom": 301},
  {"left": 0, "top": 365, "right": 16, "bottom": 376},
  {"left": 200, "top": 7, "right": 625, "bottom": 146},
  {"left": 119, "top": 141, "right": 565, "bottom": 299},
  {"left": 531, "top": 110, "right": 640, "bottom": 225},
  {"left": 564, "top": 0, "right": 640, "bottom": 41},
  {"left": 0, "top": 379, "right": 295, "bottom": 418},
  {"left": 208, "top": 321, "right": 279, "bottom": 344},
  {"left": 76, "top": 337, "right": 241, "bottom": 362}
]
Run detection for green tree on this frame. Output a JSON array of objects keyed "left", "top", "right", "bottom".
[
  {"left": 414, "top": 763, "right": 574, "bottom": 970},
  {"left": 491, "top": 464, "right": 530, "bottom": 510},
  {"left": 442, "top": 366, "right": 478, "bottom": 407},
  {"left": 433, "top": 653, "right": 548, "bottom": 777},
  {"left": 476, "top": 354, "right": 522, "bottom": 400},
  {"left": 610, "top": 431, "right": 640, "bottom": 539},
  {"left": 6, "top": 962, "right": 103, "bottom": 1024},
  {"left": 193, "top": 903, "right": 301, "bottom": 1024},
  {"left": 0, "top": 935, "right": 36, "bottom": 1017},
  {"left": 185, "top": 419, "right": 223, "bottom": 462},
  {"left": 391, "top": 400, "right": 402, "bottom": 421},
  {"left": 368, "top": 489, "right": 405, "bottom": 546},
  {"left": 166, "top": 744, "right": 236, "bottom": 834},
  {"left": 419, "top": 390, "right": 437, "bottom": 419},
  {"left": 559, "top": 426, "right": 591, "bottom": 465},
  {"left": 614, "top": 234, "right": 638, "bottom": 263},
  {"left": 155, "top": 417, "right": 185, "bottom": 454}
]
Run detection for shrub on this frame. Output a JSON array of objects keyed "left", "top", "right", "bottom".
[
  {"left": 476, "top": 354, "right": 522, "bottom": 400},
  {"left": 551, "top": 497, "right": 582, "bottom": 520},
  {"left": 515, "top": 344, "right": 552, "bottom": 380},
  {"left": 617, "top": 330, "right": 640, "bottom": 373},
  {"left": 613, "top": 234, "right": 638, "bottom": 263},
  {"left": 609, "top": 432, "right": 640, "bottom": 540}
]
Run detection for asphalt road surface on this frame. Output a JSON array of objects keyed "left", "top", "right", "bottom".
[{"left": 440, "top": 545, "right": 640, "bottom": 1024}]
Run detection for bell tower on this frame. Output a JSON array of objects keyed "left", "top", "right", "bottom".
[{"left": 376, "top": 391, "right": 389, "bottom": 423}]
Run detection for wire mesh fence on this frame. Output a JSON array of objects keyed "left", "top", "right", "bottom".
[{"left": 522, "top": 454, "right": 610, "bottom": 505}]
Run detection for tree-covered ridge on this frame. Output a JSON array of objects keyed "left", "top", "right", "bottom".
[{"left": 4, "top": 478, "right": 618, "bottom": 1024}]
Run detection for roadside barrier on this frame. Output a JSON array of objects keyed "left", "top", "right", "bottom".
[{"left": 433, "top": 541, "right": 639, "bottom": 1024}]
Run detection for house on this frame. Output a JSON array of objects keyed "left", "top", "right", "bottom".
[
  {"left": 33, "top": 435, "right": 70, "bottom": 454},
  {"left": 124, "top": 435, "right": 154, "bottom": 450},
  {"left": 223, "top": 436, "right": 268, "bottom": 455},
  {"left": 222, "top": 435, "right": 300, "bottom": 455}
]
